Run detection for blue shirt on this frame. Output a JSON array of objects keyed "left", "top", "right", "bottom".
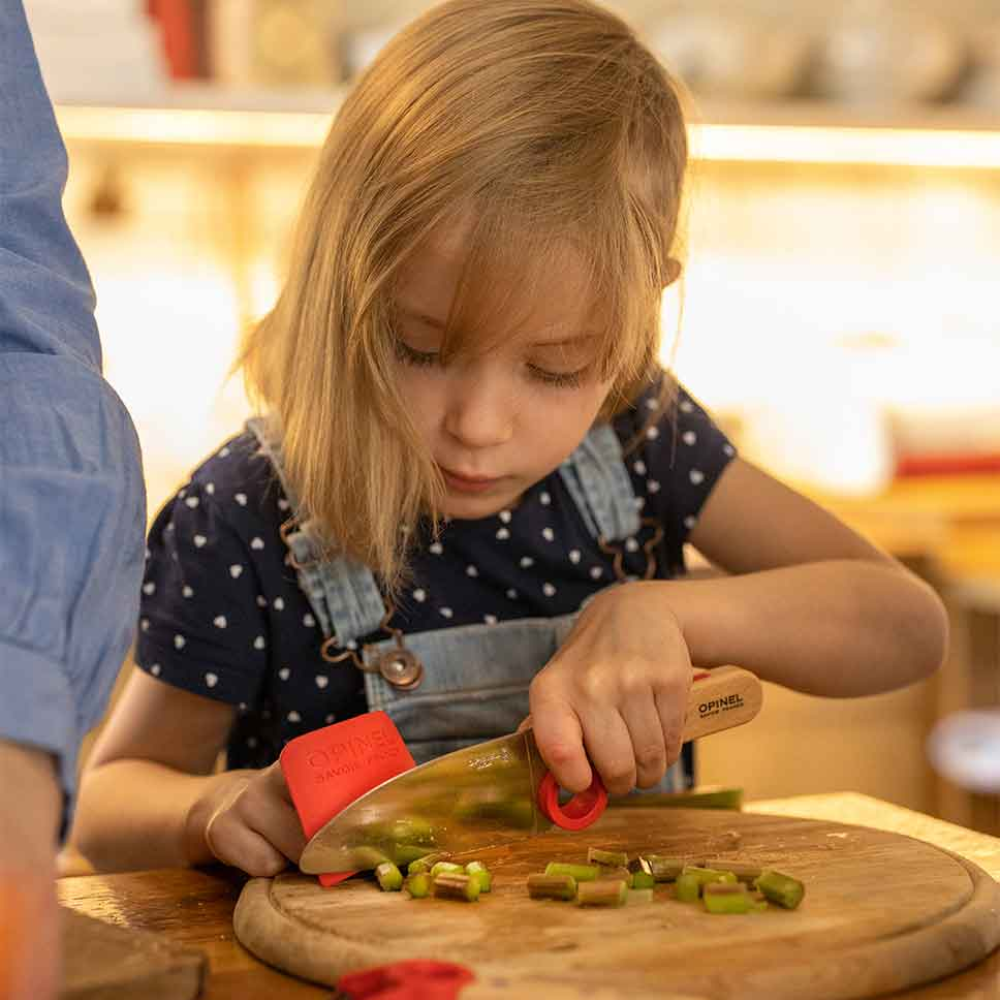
[{"left": 0, "top": 2, "right": 146, "bottom": 830}]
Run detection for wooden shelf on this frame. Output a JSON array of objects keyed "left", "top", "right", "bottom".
[{"left": 55, "top": 85, "right": 1000, "bottom": 167}]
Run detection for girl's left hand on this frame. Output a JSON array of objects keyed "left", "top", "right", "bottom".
[{"left": 522, "top": 581, "right": 692, "bottom": 796}]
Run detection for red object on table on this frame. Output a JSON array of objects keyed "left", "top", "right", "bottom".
[
  {"left": 280, "top": 712, "right": 416, "bottom": 887},
  {"left": 337, "top": 960, "right": 475, "bottom": 1000}
]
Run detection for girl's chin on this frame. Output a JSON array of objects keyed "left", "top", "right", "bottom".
[{"left": 439, "top": 491, "right": 524, "bottom": 521}]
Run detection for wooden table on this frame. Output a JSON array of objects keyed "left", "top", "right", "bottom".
[{"left": 57, "top": 792, "right": 1000, "bottom": 1000}]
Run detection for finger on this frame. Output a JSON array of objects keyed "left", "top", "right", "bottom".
[
  {"left": 529, "top": 694, "right": 591, "bottom": 794},
  {"left": 656, "top": 671, "right": 692, "bottom": 770},
  {"left": 242, "top": 765, "right": 308, "bottom": 863},
  {"left": 579, "top": 709, "right": 636, "bottom": 796},
  {"left": 205, "top": 809, "right": 289, "bottom": 877},
  {"left": 619, "top": 695, "right": 668, "bottom": 790},
  {"left": 516, "top": 714, "right": 532, "bottom": 734}
]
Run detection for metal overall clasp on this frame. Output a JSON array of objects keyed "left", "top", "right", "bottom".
[{"left": 320, "top": 598, "right": 424, "bottom": 691}]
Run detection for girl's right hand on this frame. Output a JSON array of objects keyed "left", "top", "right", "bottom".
[{"left": 193, "top": 763, "right": 306, "bottom": 877}]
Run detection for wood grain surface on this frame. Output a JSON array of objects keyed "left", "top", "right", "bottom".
[
  {"left": 234, "top": 806, "right": 1000, "bottom": 999},
  {"left": 56, "top": 794, "right": 1000, "bottom": 1000},
  {"left": 59, "top": 866, "right": 331, "bottom": 1000},
  {"left": 60, "top": 907, "right": 205, "bottom": 999}
]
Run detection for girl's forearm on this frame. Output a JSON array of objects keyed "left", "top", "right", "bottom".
[
  {"left": 660, "top": 560, "right": 948, "bottom": 697},
  {"left": 72, "top": 760, "right": 255, "bottom": 873}
]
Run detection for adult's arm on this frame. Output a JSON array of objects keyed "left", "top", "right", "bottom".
[{"left": 0, "top": 0, "right": 146, "bottom": 839}]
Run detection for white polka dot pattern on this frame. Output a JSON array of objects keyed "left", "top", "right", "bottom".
[{"left": 135, "top": 379, "right": 736, "bottom": 769}]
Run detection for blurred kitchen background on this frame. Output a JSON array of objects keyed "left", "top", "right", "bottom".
[{"left": 26, "top": 0, "right": 1000, "bottom": 833}]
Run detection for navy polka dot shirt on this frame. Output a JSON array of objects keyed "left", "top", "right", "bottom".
[{"left": 136, "top": 375, "right": 736, "bottom": 769}]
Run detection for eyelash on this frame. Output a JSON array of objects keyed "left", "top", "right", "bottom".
[{"left": 393, "top": 339, "right": 586, "bottom": 389}]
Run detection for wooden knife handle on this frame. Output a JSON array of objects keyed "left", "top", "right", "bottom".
[
  {"left": 540, "top": 666, "right": 761, "bottom": 829},
  {"left": 682, "top": 666, "right": 762, "bottom": 742}
]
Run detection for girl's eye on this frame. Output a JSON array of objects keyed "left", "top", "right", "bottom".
[
  {"left": 394, "top": 339, "right": 440, "bottom": 367},
  {"left": 528, "top": 364, "right": 587, "bottom": 389},
  {"left": 395, "top": 336, "right": 587, "bottom": 388}
]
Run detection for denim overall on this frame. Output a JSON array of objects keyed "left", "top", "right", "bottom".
[{"left": 249, "top": 418, "right": 690, "bottom": 793}]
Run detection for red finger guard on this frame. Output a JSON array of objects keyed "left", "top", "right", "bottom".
[
  {"left": 535, "top": 669, "right": 710, "bottom": 830},
  {"left": 537, "top": 771, "right": 608, "bottom": 830},
  {"left": 280, "top": 712, "right": 416, "bottom": 886}
]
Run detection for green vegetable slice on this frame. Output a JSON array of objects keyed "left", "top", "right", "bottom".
[
  {"left": 407, "top": 852, "right": 451, "bottom": 876},
  {"left": 681, "top": 866, "right": 738, "bottom": 888},
  {"left": 596, "top": 866, "right": 634, "bottom": 888},
  {"left": 610, "top": 786, "right": 742, "bottom": 810},
  {"left": 675, "top": 872, "right": 701, "bottom": 903},
  {"left": 403, "top": 872, "right": 432, "bottom": 898},
  {"left": 630, "top": 871, "right": 656, "bottom": 890},
  {"left": 702, "top": 860, "right": 762, "bottom": 883},
  {"left": 527, "top": 874, "right": 577, "bottom": 900},
  {"left": 577, "top": 879, "right": 628, "bottom": 907},
  {"left": 544, "top": 862, "right": 599, "bottom": 882},
  {"left": 587, "top": 848, "right": 629, "bottom": 868},
  {"left": 375, "top": 862, "right": 403, "bottom": 892},
  {"left": 433, "top": 872, "right": 481, "bottom": 902},
  {"left": 643, "top": 856, "right": 687, "bottom": 882},
  {"left": 754, "top": 870, "right": 805, "bottom": 910},
  {"left": 703, "top": 883, "right": 753, "bottom": 914},
  {"left": 430, "top": 861, "right": 465, "bottom": 878},
  {"left": 465, "top": 861, "right": 492, "bottom": 893}
]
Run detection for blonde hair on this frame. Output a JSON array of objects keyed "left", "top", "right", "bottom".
[{"left": 238, "top": 0, "right": 688, "bottom": 591}]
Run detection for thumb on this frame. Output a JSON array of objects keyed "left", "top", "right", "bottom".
[
  {"left": 529, "top": 700, "right": 592, "bottom": 794},
  {"left": 263, "top": 760, "right": 292, "bottom": 802}
]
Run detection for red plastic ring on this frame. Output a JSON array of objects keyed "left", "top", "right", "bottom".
[
  {"left": 337, "top": 959, "right": 474, "bottom": 999},
  {"left": 537, "top": 771, "right": 608, "bottom": 830}
]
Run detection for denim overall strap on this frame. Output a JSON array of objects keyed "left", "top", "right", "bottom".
[
  {"left": 246, "top": 418, "right": 386, "bottom": 646},
  {"left": 362, "top": 612, "right": 578, "bottom": 759},
  {"left": 250, "top": 418, "right": 688, "bottom": 792},
  {"left": 559, "top": 422, "right": 641, "bottom": 543}
]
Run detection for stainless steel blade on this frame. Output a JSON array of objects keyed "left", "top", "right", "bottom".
[{"left": 299, "top": 729, "right": 551, "bottom": 874}]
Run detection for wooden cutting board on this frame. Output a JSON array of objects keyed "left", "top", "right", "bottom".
[
  {"left": 234, "top": 807, "right": 1000, "bottom": 999},
  {"left": 60, "top": 906, "right": 206, "bottom": 999}
]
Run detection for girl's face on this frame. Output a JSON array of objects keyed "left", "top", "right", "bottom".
[{"left": 392, "top": 223, "right": 612, "bottom": 520}]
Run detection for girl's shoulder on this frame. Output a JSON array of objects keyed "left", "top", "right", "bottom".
[
  {"left": 608, "top": 371, "right": 737, "bottom": 544},
  {"left": 168, "top": 426, "right": 285, "bottom": 528},
  {"left": 610, "top": 370, "right": 732, "bottom": 455}
]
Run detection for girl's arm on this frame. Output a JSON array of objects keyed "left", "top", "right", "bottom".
[
  {"left": 677, "top": 457, "right": 948, "bottom": 695},
  {"left": 72, "top": 668, "right": 304, "bottom": 875},
  {"left": 528, "top": 456, "right": 947, "bottom": 796}
]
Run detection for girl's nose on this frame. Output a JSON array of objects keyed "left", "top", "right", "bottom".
[{"left": 442, "top": 372, "right": 515, "bottom": 449}]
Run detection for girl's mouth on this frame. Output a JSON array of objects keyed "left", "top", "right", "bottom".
[{"left": 439, "top": 466, "right": 501, "bottom": 494}]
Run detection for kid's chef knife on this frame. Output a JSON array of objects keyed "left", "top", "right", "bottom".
[{"left": 298, "top": 665, "right": 762, "bottom": 874}]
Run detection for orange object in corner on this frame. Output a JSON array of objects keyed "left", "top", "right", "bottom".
[{"left": 280, "top": 712, "right": 416, "bottom": 887}]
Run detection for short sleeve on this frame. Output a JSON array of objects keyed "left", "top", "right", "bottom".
[
  {"left": 136, "top": 480, "right": 269, "bottom": 706},
  {"left": 615, "top": 374, "right": 737, "bottom": 567}
]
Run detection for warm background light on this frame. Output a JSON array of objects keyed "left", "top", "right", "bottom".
[
  {"left": 62, "top": 110, "right": 1000, "bottom": 514},
  {"left": 52, "top": 76, "right": 1000, "bottom": 824}
]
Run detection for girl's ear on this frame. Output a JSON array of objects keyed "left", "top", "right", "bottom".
[{"left": 663, "top": 257, "right": 683, "bottom": 288}]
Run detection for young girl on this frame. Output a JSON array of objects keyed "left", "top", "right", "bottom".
[{"left": 73, "top": 0, "right": 947, "bottom": 877}]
